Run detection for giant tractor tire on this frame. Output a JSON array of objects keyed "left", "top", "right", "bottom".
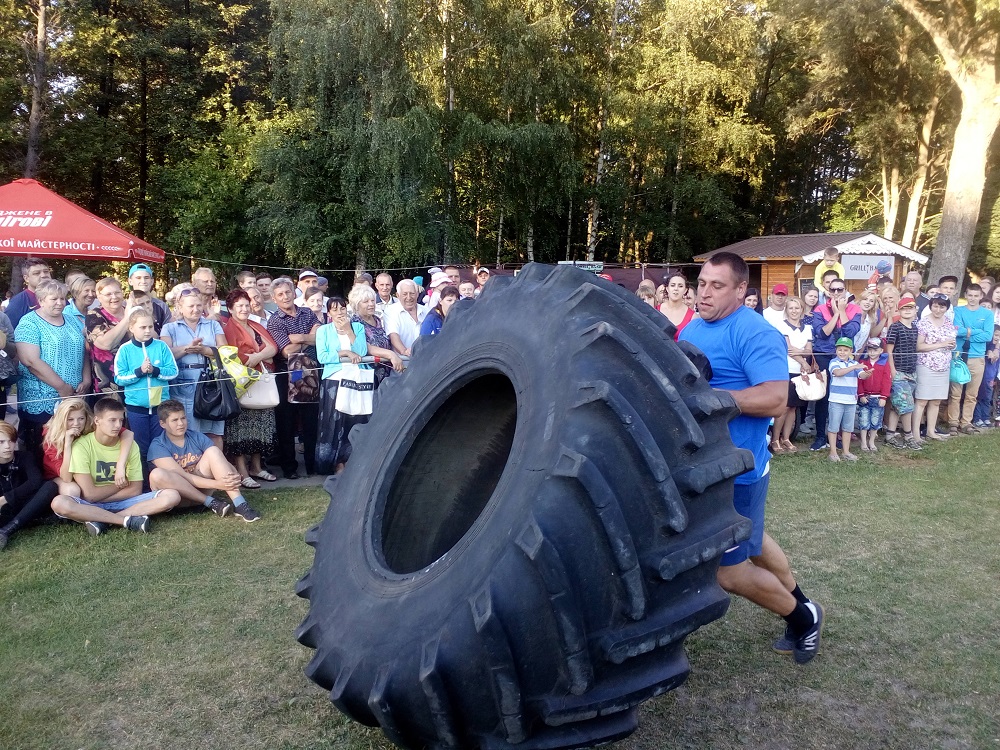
[{"left": 296, "top": 263, "right": 753, "bottom": 750}]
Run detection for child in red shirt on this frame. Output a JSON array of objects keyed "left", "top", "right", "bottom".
[{"left": 858, "top": 337, "right": 892, "bottom": 451}]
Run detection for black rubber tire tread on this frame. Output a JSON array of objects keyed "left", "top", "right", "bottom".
[{"left": 297, "top": 262, "right": 753, "bottom": 750}]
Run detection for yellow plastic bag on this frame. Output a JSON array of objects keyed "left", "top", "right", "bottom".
[{"left": 218, "top": 345, "right": 260, "bottom": 398}]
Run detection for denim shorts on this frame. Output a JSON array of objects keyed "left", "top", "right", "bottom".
[
  {"left": 857, "top": 402, "right": 885, "bottom": 430},
  {"left": 827, "top": 401, "right": 857, "bottom": 433},
  {"left": 67, "top": 490, "right": 163, "bottom": 513}
]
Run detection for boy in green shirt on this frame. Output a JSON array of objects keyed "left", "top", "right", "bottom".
[{"left": 50, "top": 398, "right": 182, "bottom": 536}]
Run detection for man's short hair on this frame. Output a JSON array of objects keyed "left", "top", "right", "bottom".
[
  {"left": 270, "top": 278, "right": 295, "bottom": 295},
  {"left": 981, "top": 276, "right": 995, "bottom": 286},
  {"left": 966, "top": 283, "right": 983, "bottom": 295},
  {"left": 823, "top": 246, "right": 840, "bottom": 258},
  {"left": 397, "top": 279, "right": 417, "bottom": 294},
  {"left": 94, "top": 397, "right": 125, "bottom": 418},
  {"left": 938, "top": 275, "right": 959, "bottom": 286},
  {"left": 875, "top": 276, "right": 893, "bottom": 288},
  {"left": 236, "top": 270, "right": 256, "bottom": 285},
  {"left": 822, "top": 269, "right": 841, "bottom": 282},
  {"left": 704, "top": 252, "right": 749, "bottom": 286},
  {"left": 22, "top": 257, "right": 47, "bottom": 276},
  {"left": 192, "top": 266, "right": 215, "bottom": 280},
  {"left": 157, "top": 399, "right": 187, "bottom": 422},
  {"left": 376, "top": 272, "right": 393, "bottom": 284},
  {"left": 255, "top": 272, "right": 273, "bottom": 282}
]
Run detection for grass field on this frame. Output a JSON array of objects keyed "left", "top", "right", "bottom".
[{"left": 2, "top": 432, "right": 998, "bottom": 750}]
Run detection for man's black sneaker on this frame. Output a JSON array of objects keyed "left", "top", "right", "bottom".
[
  {"left": 809, "top": 438, "right": 828, "bottom": 451},
  {"left": 233, "top": 504, "right": 262, "bottom": 523},
  {"left": 85, "top": 521, "right": 109, "bottom": 536},
  {"left": 208, "top": 499, "right": 232, "bottom": 517},
  {"left": 772, "top": 625, "right": 794, "bottom": 655},
  {"left": 123, "top": 515, "right": 150, "bottom": 533},
  {"left": 794, "top": 602, "right": 824, "bottom": 664}
]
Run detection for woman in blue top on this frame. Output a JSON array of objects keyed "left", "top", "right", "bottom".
[
  {"left": 315, "top": 297, "right": 371, "bottom": 475},
  {"left": 160, "top": 288, "right": 228, "bottom": 447},
  {"left": 419, "top": 285, "right": 460, "bottom": 338}
]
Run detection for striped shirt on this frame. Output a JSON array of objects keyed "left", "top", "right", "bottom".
[{"left": 828, "top": 357, "right": 860, "bottom": 405}]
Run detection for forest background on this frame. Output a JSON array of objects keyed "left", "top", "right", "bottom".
[{"left": 1, "top": 0, "right": 999, "bottom": 286}]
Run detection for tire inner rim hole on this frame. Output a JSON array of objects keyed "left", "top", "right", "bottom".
[{"left": 381, "top": 373, "right": 517, "bottom": 574}]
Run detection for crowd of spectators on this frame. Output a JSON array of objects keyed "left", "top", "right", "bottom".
[
  {"left": 747, "top": 250, "right": 1000, "bottom": 459},
  {"left": 0, "top": 258, "right": 490, "bottom": 549},
  {"left": 637, "top": 248, "right": 1000, "bottom": 459}
]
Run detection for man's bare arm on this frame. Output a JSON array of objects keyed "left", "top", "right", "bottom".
[{"left": 725, "top": 380, "right": 787, "bottom": 419}]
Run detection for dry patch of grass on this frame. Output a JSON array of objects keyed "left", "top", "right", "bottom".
[{"left": 2, "top": 433, "right": 999, "bottom": 749}]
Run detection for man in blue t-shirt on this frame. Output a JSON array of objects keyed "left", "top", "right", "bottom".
[
  {"left": 679, "top": 252, "right": 823, "bottom": 664},
  {"left": 147, "top": 400, "right": 262, "bottom": 522}
]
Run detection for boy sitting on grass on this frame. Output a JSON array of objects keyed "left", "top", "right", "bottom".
[
  {"left": 50, "top": 397, "right": 183, "bottom": 536},
  {"left": 147, "top": 400, "right": 261, "bottom": 522}
]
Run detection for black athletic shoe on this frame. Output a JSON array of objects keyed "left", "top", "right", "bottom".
[
  {"left": 772, "top": 626, "right": 794, "bottom": 655},
  {"left": 233, "top": 504, "right": 262, "bottom": 523},
  {"left": 208, "top": 499, "right": 232, "bottom": 517},
  {"left": 85, "top": 521, "right": 109, "bottom": 537},
  {"left": 123, "top": 515, "right": 150, "bottom": 533},
  {"left": 794, "top": 602, "right": 824, "bottom": 664}
]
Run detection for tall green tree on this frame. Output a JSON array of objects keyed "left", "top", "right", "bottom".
[{"left": 897, "top": 0, "right": 1000, "bottom": 280}]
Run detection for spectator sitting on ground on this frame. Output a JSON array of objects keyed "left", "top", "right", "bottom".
[
  {"left": 40, "top": 398, "right": 133, "bottom": 496},
  {"left": 147, "top": 400, "right": 261, "bottom": 522},
  {"left": 0, "top": 423, "right": 61, "bottom": 551},
  {"left": 420, "top": 285, "right": 460, "bottom": 338},
  {"left": 113, "top": 309, "right": 178, "bottom": 464},
  {"left": 50, "top": 397, "right": 182, "bottom": 536}
]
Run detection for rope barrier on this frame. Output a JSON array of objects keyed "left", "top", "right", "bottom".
[
  {"left": 162, "top": 251, "right": 485, "bottom": 276},
  {"left": 9, "top": 354, "right": 410, "bottom": 411}
]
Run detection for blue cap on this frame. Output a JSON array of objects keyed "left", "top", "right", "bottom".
[
  {"left": 876, "top": 260, "right": 892, "bottom": 274},
  {"left": 128, "top": 263, "right": 153, "bottom": 277},
  {"left": 413, "top": 276, "right": 424, "bottom": 287}
]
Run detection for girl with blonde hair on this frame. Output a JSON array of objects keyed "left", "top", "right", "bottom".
[{"left": 41, "top": 398, "right": 134, "bottom": 495}]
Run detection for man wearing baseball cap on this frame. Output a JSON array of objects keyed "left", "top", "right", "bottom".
[
  {"left": 762, "top": 283, "right": 789, "bottom": 328},
  {"left": 128, "top": 263, "right": 169, "bottom": 334},
  {"left": 295, "top": 268, "right": 319, "bottom": 304},
  {"left": 474, "top": 267, "right": 491, "bottom": 297}
]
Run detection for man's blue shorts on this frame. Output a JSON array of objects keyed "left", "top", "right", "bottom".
[
  {"left": 65, "top": 490, "right": 163, "bottom": 513},
  {"left": 720, "top": 473, "right": 768, "bottom": 566}
]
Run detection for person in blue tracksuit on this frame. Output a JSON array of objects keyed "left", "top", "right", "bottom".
[{"left": 114, "top": 309, "right": 178, "bottom": 464}]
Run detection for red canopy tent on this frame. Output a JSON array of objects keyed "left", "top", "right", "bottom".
[{"left": 0, "top": 178, "right": 164, "bottom": 263}]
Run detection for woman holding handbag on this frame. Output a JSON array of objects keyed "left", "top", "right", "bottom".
[
  {"left": 160, "top": 288, "right": 229, "bottom": 448},
  {"left": 315, "top": 297, "right": 372, "bottom": 475},
  {"left": 773, "top": 296, "right": 815, "bottom": 453},
  {"left": 221, "top": 289, "right": 279, "bottom": 488}
]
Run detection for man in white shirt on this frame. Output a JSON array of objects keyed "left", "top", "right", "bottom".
[
  {"left": 762, "top": 283, "right": 788, "bottom": 328},
  {"left": 375, "top": 273, "right": 395, "bottom": 318},
  {"left": 385, "top": 279, "right": 427, "bottom": 356}
]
